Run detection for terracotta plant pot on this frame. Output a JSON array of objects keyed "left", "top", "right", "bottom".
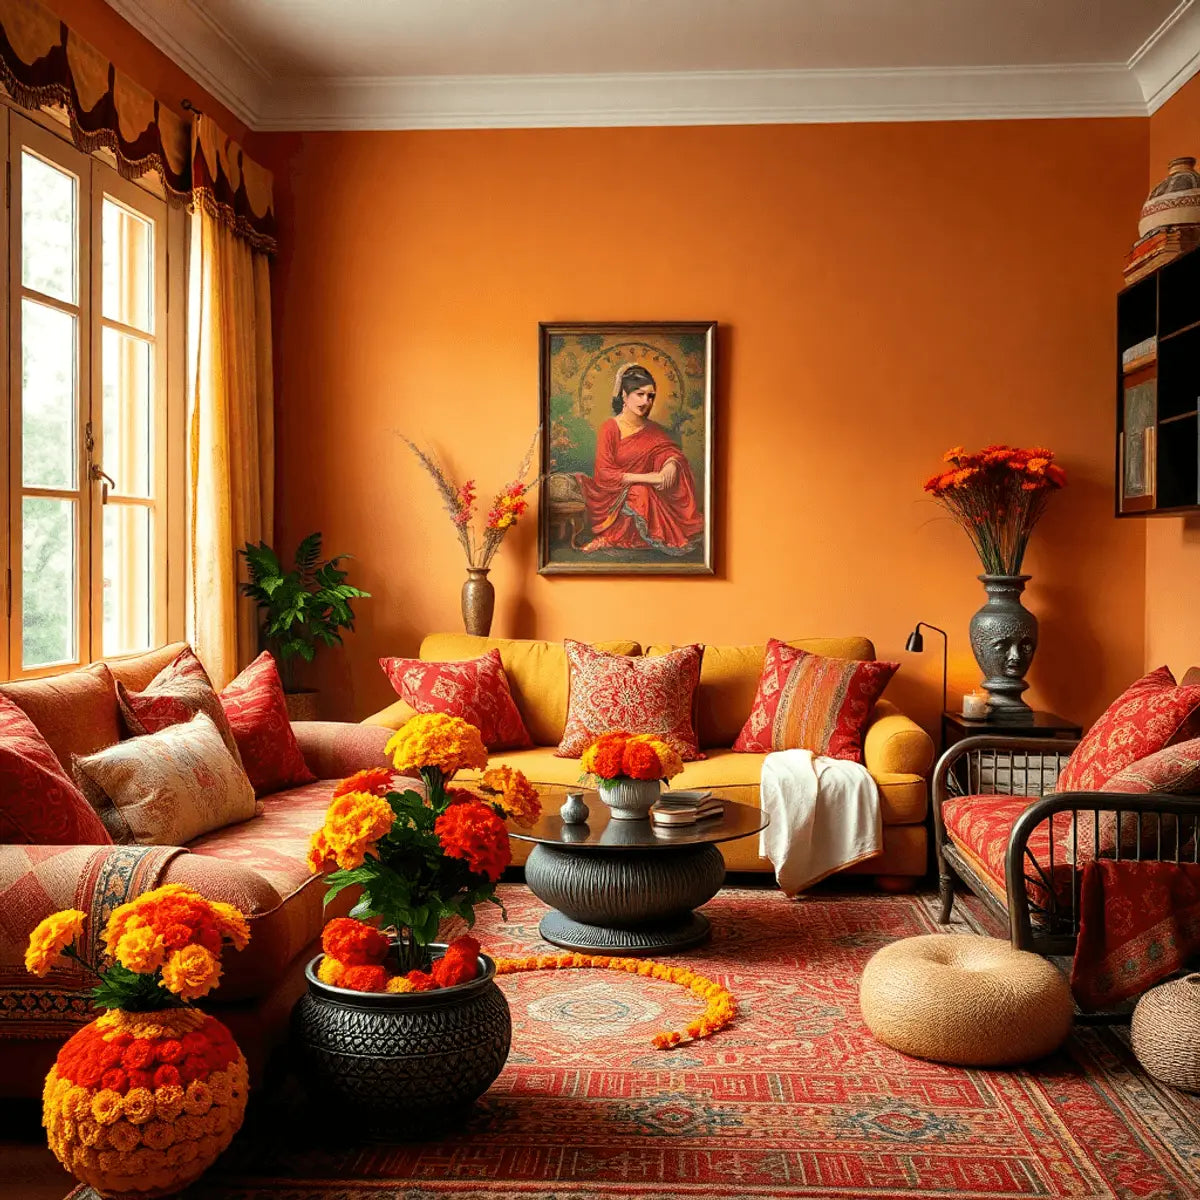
[
  {"left": 293, "top": 945, "right": 511, "bottom": 1139},
  {"left": 43, "top": 1007, "right": 248, "bottom": 1199}
]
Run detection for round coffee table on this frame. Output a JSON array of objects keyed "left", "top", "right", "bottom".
[{"left": 510, "top": 796, "right": 767, "bottom": 955}]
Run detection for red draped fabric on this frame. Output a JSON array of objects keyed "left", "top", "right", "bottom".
[{"left": 578, "top": 419, "right": 704, "bottom": 555}]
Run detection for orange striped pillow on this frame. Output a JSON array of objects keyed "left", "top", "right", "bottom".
[{"left": 733, "top": 639, "right": 898, "bottom": 762}]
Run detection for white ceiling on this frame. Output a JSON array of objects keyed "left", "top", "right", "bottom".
[{"left": 107, "top": 0, "right": 1200, "bottom": 130}]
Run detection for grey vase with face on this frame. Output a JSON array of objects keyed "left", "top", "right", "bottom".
[{"left": 968, "top": 575, "right": 1038, "bottom": 715}]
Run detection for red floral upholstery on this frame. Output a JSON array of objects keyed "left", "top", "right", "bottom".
[
  {"left": 0, "top": 695, "right": 111, "bottom": 845},
  {"left": 219, "top": 653, "right": 315, "bottom": 797},
  {"left": 1101, "top": 737, "right": 1200, "bottom": 795},
  {"left": 1057, "top": 666, "right": 1200, "bottom": 793},
  {"left": 943, "top": 793, "right": 1083, "bottom": 909},
  {"left": 733, "top": 639, "right": 897, "bottom": 763},
  {"left": 556, "top": 640, "right": 703, "bottom": 760},
  {"left": 380, "top": 649, "right": 531, "bottom": 751}
]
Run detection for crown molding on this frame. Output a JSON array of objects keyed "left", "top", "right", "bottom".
[
  {"left": 1129, "top": 0, "right": 1200, "bottom": 112},
  {"left": 105, "top": 0, "right": 1199, "bottom": 131}
]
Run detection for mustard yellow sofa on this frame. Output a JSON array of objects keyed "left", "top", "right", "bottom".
[{"left": 364, "top": 634, "right": 935, "bottom": 884}]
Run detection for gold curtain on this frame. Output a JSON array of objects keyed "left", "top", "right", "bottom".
[{"left": 187, "top": 116, "right": 275, "bottom": 687}]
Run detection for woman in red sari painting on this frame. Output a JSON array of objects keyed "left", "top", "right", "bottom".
[{"left": 579, "top": 363, "right": 705, "bottom": 556}]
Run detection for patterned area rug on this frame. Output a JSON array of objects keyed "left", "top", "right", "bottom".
[{"left": 161, "top": 884, "right": 1200, "bottom": 1199}]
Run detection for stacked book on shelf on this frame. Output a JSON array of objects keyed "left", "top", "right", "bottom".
[
  {"left": 651, "top": 790, "right": 723, "bottom": 827},
  {"left": 1121, "top": 334, "right": 1157, "bottom": 375},
  {"left": 1124, "top": 225, "right": 1200, "bottom": 286}
]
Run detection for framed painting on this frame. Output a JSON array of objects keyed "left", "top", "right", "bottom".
[{"left": 538, "top": 321, "right": 716, "bottom": 575}]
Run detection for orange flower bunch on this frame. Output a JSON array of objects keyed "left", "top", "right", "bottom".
[
  {"left": 923, "top": 444, "right": 1066, "bottom": 575},
  {"left": 580, "top": 731, "right": 684, "bottom": 783},
  {"left": 495, "top": 953, "right": 736, "bottom": 1048},
  {"left": 385, "top": 712, "right": 488, "bottom": 782},
  {"left": 315, "top": 919, "right": 482, "bottom": 995},
  {"left": 479, "top": 765, "right": 542, "bottom": 827},
  {"left": 41, "top": 1005, "right": 248, "bottom": 1196},
  {"left": 332, "top": 767, "right": 394, "bottom": 798},
  {"left": 434, "top": 801, "right": 511, "bottom": 882},
  {"left": 306, "top": 790, "right": 395, "bottom": 873}
]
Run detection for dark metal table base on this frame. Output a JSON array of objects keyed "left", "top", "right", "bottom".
[
  {"left": 539, "top": 910, "right": 711, "bottom": 954},
  {"left": 525, "top": 841, "right": 725, "bottom": 957}
]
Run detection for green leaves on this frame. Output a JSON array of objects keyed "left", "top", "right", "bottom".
[
  {"left": 237, "top": 533, "right": 371, "bottom": 687},
  {"left": 91, "top": 963, "right": 175, "bottom": 1011}
]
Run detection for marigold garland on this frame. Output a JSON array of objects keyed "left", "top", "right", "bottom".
[{"left": 494, "top": 953, "right": 736, "bottom": 1049}]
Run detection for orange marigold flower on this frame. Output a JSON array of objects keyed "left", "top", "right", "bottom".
[
  {"left": 623, "top": 735, "right": 683, "bottom": 782},
  {"left": 313, "top": 791, "right": 395, "bottom": 871},
  {"left": 432, "top": 936, "right": 481, "bottom": 987},
  {"left": 434, "top": 799, "right": 510, "bottom": 881},
  {"left": 479, "top": 765, "right": 541, "bottom": 827},
  {"left": 404, "top": 969, "right": 437, "bottom": 992},
  {"left": 340, "top": 964, "right": 389, "bottom": 992},
  {"left": 24, "top": 909, "right": 85, "bottom": 976},
  {"left": 160, "top": 944, "right": 222, "bottom": 1001},
  {"left": 321, "top": 917, "right": 391, "bottom": 966},
  {"left": 384, "top": 713, "right": 488, "bottom": 780},
  {"left": 333, "top": 767, "right": 394, "bottom": 799}
]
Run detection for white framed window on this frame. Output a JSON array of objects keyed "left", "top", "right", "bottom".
[{"left": 2, "top": 108, "right": 186, "bottom": 679}]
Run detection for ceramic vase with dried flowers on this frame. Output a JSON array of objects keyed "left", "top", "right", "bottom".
[{"left": 402, "top": 432, "right": 540, "bottom": 636}]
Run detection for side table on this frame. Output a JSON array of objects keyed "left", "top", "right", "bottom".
[{"left": 942, "top": 710, "right": 1082, "bottom": 749}]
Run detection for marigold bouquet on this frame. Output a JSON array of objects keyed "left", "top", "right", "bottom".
[
  {"left": 25, "top": 884, "right": 250, "bottom": 1009},
  {"left": 402, "top": 430, "right": 541, "bottom": 569},
  {"left": 923, "top": 444, "right": 1066, "bottom": 575},
  {"left": 581, "top": 731, "right": 684, "bottom": 786},
  {"left": 308, "top": 713, "right": 541, "bottom": 974}
]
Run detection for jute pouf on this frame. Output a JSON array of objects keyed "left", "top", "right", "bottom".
[
  {"left": 1131, "top": 974, "right": 1200, "bottom": 1091},
  {"left": 859, "top": 934, "right": 1074, "bottom": 1066}
]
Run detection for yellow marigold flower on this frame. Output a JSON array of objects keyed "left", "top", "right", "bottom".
[
  {"left": 209, "top": 901, "right": 251, "bottom": 950},
  {"left": 153, "top": 1084, "right": 184, "bottom": 1123},
  {"left": 114, "top": 925, "right": 166, "bottom": 975},
  {"left": 140, "top": 1120, "right": 176, "bottom": 1151},
  {"left": 313, "top": 792, "right": 395, "bottom": 871},
  {"left": 316, "top": 955, "right": 347, "bottom": 987},
  {"left": 160, "top": 944, "right": 222, "bottom": 1001},
  {"left": 91, "top": 1089, "right": 124, "bottom": 1126},
  {"left": 385, "top": 976, "right": 415, "bottom": 993},
  {"left": 63, "top": 1085, "right": 92, "bottom": 1121},
  {"left": 76, "top": 1117, "right": 104, "bottom": 1147},
  {"left": 120, "top": 1087, "right": 154, "bottom": 1125},
  {"left": 174, "top": 1114, "right": 206, "bottom": 1142},
  {"left": 479, "top": 766, "right": 542, "bottom": 827},
  {"left": 24, "top": 909, "right": 85, "bottom": 976},
  {"left": 106, "top": 1120, "right": 141, "bottom": 1152},
  {"left": 207, "top": 1075, "right": 233, "bottom": 1108},
  {"left": 97, "top": 1148, "right": 123, "bottom": 1173},
  {"left": 385, "top": 713, "right": 488, "bottom": 779},
  {"left": 183, "top": 1079, "right": 214, "bottom": 1116},
  {"left": 307, "top": 828, "right": 335, "bottom": 873}
]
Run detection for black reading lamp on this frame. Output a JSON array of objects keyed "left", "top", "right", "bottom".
[{"left": 905, "top": 621, "right": 948, "bottom": 717}]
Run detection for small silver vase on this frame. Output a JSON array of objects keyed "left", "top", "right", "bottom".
[{"left": 598, "top": 777, "right": 660, "bottom": 821}]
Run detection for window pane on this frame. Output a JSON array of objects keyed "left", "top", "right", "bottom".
[
  {"left": 22, "top": 299, "right": 77, "bottom": 489},
  {"left": 103, "top": 505, "right": 152, "bottom": 656},
  {"left": 102, "top": 328, "right": 151, "bottom": 496},
  {"left": 22, "top": 497, "right": 77, "bottom": 668},
  {"left": 103, "top": 198, "right": 153, "bottom": 332},
  {"left": 22, "top": 151, "right": 76, "bottom": 303}
]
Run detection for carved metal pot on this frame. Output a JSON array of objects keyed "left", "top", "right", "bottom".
[
  {"left": 461, "top": 567, "right": 495, "bottom": 636},
  {"left": 292, "top": 945, "right": 511, "bottom": 1138},
  {"left": 598, "top": 777, "right": 660, "bottom": 821},
  {"left": 968, "top": 574, "right": 1037, "bottom": 717}
]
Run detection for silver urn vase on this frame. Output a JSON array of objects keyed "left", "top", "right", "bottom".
[
  {"left": 968, "top": 574, "right": 1037, "bottom": 717},
  {"left": 598, "top": 777, "right": 661, "bottom": 820}
]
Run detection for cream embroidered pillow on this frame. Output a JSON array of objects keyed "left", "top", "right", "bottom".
[{"left": 73, "top": 710, "right": 256, "bottom": 845}]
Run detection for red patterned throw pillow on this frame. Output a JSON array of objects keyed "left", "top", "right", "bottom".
[
  {"left": 379, "top": 649, "right": 531, "bottom": 751},
  {"left": 1056, "top": 667, "right": 1200, "bottom": 793},
  {"left": 556, "top": 640, "right": 703, "bottom": 760},
  {"left": 732, "top": 639, "right": 897, "bottom": 762},
  {"left": 1100, "top": 738, "right": 1200, "bottom": 795},
  {"left": 219, "top": 652, "right": 315, "bottom": 796},
  {"left": 0, "top": 694, "right": 111, "bottom": 844},
  {"left": 117, "top": 646, "right": 243, "bottom": 763}
]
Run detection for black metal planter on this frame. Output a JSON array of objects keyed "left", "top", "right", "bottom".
[{"left": 292, "top": 945, "right": 512, "bottom": 1138}]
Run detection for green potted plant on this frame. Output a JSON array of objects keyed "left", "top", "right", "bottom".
[{"left": 238, "top": 532, "right": 370, "bottom": 719}]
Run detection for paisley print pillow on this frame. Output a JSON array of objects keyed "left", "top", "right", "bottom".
[
  {"left": 556, "top": 640, "right": 703, "bottom": 760},
  {"left": 72, "top": 711, "right": 256, "bottom": 845},
  {"left": 379, "top": 649, "right": 532, "bottom": 751}
]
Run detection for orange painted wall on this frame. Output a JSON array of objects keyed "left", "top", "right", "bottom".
[
  {"left": 263, "top": 119, "right": 1149, "bottom": 730},
  {"left": 1146, "top": 76, "right": 1200, "bottom": 676}
]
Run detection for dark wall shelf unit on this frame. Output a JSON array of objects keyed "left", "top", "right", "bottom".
[{"left": 1116, "top": 245, "right": 1200, "bottom": 516}]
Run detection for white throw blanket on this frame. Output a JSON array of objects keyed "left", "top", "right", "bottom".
[{"left": 758, "top": 749, "right": 882, "bottom": 895}]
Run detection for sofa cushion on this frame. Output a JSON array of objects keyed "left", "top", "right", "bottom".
[
  {"left": 558, "top": 640, "right": 703, "bottom": 760},
  {"left": 0, "top": 695, "right": 111, "bottom": 845},
  {"left": 0, "top": 662, "right": 120, "bottom": 771},
  {"left": 418, "top": 634, "right": 641, "bottom": 747},
  {"left": 380, "top": 649, "right": 532, "bottom": 750},
  {"left": 73, "top": 710, "right": 256, "bottom": 845},
  {"left": 647, "top": 638, "right": 876, "bottom": 749},
  {"left": 106, "top": 643, "right": 190, "bottom": 690}
]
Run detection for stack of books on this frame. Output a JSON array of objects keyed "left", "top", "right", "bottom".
[
  {"left": 1124, "top": 225, "right": 1200, "bottom": 285},
  {"left": 651, "top": 790, "right": 723, "bottom": 827}
]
